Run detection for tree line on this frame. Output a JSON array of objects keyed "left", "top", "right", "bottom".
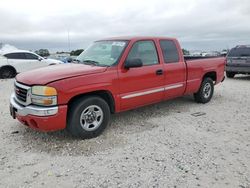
[{"left": 35, "top": 49, "right": 84, "bottom": 57}]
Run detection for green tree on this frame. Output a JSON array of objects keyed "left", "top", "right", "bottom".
[
  {"left": 35, "top": 49, "right": 50, "bottom": 57},
  {"left": 70, "top": 49, "right": 84, "bottom": 56},
  {"left": 182, "top": 49, "right": 190, "bottom": 55}
]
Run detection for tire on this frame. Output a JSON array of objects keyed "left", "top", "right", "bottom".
[
  {"left": 0, "top": 67, "right": 16, "bottom": 79},
  {"left": 194, "top": 77, "right": 214, "bottom": 104},
  {"left": 67, "top": 96, "right": 110, "bottom": 139},
  {"left": 226, "top": 72, "right": 235, "bottom": 78}
]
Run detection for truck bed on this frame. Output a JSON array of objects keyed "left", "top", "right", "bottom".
[
  {"left": 184, "top": 57, "right": 225, "bottom": 94},
  {"left": 184, "top": 56, "right": 224, "bottom": 61}
]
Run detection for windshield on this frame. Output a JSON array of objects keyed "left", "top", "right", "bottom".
[
  {"left": 228, "top": 47, "right": 250, "bottom": 57},
  {"left": 76, "top": 40, "right": 128, "bottom": 66}
]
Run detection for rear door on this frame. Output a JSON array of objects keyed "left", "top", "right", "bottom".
[
  {"left": 159, "top": 40, "right": 186, "bottom": 99},
  {"left": 118, "top": 40, "right": 165, "bottom": 111},
  {"left": 4, "top": 53, "right": 30, "bottom": 73}
]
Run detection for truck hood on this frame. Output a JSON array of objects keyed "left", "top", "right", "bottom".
[{"left": 16, "top": 63, "right": 108, "bottom": 85}]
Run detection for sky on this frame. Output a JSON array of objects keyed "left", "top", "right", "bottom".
[{"left": 0, "top": 0, "right": 250, "bottom": 52}]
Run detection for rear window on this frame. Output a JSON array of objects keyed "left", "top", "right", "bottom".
[
  {"left": 228, "top": 48, "right": 250, "bottom": 57},
  {"left": 160, "top": 40, "right": 179, "bottom": 63},
  {"left": 4, "top": 53, "right": 26, "bottom": 59}
]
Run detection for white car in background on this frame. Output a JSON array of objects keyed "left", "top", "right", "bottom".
[{"left": 0, "top": 50, "right": 63, "bottom": 79}]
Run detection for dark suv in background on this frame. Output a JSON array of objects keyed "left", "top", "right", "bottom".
[{"left": 226, "top": 45, "right": 250, "bottom": 78}]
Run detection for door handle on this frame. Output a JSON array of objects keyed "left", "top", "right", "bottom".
[{"left": 156, "top": 69, "right": 163, "bottom": 75}]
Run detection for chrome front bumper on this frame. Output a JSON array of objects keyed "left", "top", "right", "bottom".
[{"left": 10, "top": 93, "right": 58, "bottom": 117}]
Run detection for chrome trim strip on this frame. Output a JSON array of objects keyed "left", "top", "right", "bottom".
[
  {"left": 165, "top": 83, "right": 183, "bottom": 91},
  {"left": 187, "top": 78, "right": 200, "bottom": 83},
  {"left": 121, "top": 88, "right": 164, "bottom": 99},
  {"left": 10, "top": 93, "right": 58, "bottom": 116},
  {"left": 121, "top": 83, "right": 184, "bottom": 99},
  {"left": 14, "top": 80, "right": 30, "bottom": 90}
]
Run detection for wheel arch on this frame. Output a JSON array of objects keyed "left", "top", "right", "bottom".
[
  {"left": 67, "top": 90, "right": 116, "bottom": 114},
  {"left": 203, "top": 71, "right": 217, "bottom": 82},
  {"left": 0, "top": 65, "right": 17, "bottom": 78},
  {"left": 0, "top": 65, "right": 17, "bottom": 72}
]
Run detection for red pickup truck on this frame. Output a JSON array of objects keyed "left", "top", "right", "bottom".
[{"left": 10, "top": 37, "right": 225, "bottom": 139}]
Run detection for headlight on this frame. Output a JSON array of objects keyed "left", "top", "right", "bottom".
[
  {"left": 32, "top": 86, "right": 57, "bottom": 96},
  {"left": 31, "top": 86, "right": 57, "bottom": 106}
]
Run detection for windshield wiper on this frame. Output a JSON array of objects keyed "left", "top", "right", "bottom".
[{"left": 82, "top": 60, "right": 100, "bottom": 66}]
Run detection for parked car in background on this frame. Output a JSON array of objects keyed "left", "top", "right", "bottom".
[
  {"left": 226, "top": 45, "right": 250, "bottom": 78},
  {"left": 10, "top": 36, "right": 225, "bottom": 139},
  {"left": 201, "top": 51, "right": 220, "bottom": 57},
  {"left": 48, "top": 55, "right": 73, "bottom": 63},
  {"left": 220, "top": 49, "right": 228, "bottom": 57},
  {"left": 0, "top": 50, "right": 63, "bottom": 78}
]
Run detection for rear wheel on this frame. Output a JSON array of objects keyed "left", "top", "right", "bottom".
[
  {"left": 194, "top": 77, "right": 214, "bottom": 104},
  {"left": 0, "top": 67, "right": 16, "bottom": 79},
  {"left": 67, "top": 96, "right": 110, "bottom": 139},
  {"left": 226, "top": 72, "right": 235, "bottom": 78}
]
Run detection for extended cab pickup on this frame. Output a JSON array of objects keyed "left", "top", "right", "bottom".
[{"left": 10, "top": 37, "right": 225, "bottom": 139}]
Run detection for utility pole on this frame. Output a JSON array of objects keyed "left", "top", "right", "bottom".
[{"left": 67, "top": 29, "right": 71, "bottom": 53}]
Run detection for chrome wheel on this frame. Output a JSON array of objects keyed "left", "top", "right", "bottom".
[
  {"left": 80, "top": 105, "right": 104, "bottom": 131},
  {"left": 203, "top": 83, "right": 212, "bottom": 98}
]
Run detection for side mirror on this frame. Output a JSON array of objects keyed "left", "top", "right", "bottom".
[
  {"left": 124, "top": 58, "right": 143, "bottom": 69},
  {"left": 38, "top": 57, "right": 43, "bottom": 61}
]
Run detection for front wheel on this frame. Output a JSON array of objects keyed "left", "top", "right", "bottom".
[
  {"left": 67, "top": 96, "right": 110, "bottom": 139},
  {"left": 194, "top": 77, "right": 214, "bottom": 104}
]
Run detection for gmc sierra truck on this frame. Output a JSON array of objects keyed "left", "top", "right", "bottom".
[{"left": 10, "top": 37, "right": 225, "bottom": 139}]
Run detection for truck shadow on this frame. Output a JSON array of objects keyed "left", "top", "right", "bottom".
[
  {"left": 16, "top": 95, "right": 198, "bottom": 156},
  {"left": 232, "top": 75, "right": 250, "bottom": 81}
]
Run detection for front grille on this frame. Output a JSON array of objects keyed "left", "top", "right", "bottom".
[{"left": 15, "top": 83, "right": 28, "bottom": 103}]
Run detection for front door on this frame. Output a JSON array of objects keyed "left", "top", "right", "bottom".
[
  {"left": 24, "top": 53, "right": 46, "bottom": 70},
  {"left": 118, "top": 40, "right": 165, "bottom": 111}
]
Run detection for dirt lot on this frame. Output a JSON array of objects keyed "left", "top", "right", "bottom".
[{"left": 0, "top": 76, "right": 249, "bottom": 188}]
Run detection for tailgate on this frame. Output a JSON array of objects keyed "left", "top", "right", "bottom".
[{"left": 227, "top": 57, "right": 250, "bottom": 67}]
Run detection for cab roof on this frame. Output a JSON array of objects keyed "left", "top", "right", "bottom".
[{"left": 98, "top": 36, "right": 177, "bottom": 41}]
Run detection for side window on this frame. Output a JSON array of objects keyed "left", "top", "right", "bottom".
[
  {"left": 3, "top": 54, "right": 12, "bottom": 59},
  {"left": 25, "top": 53, "right": 39, "bottom": 60},
  {"left": 127, "top": 41, "right": 159, "bottom": 65},
  {"left": 4, "top": 53, "right": 26, "bottom": 59},
  {"left": 160, "top": 40, "right": 179, "bottom": 63}
]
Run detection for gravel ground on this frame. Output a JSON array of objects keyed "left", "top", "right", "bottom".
[{"left": 0, "top": 76, "right": 250, "bottom": 188}]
